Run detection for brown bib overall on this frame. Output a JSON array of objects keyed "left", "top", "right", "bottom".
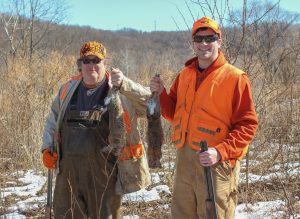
[{"left": 53, "top": 109, "right": 121, "bottom": 219}]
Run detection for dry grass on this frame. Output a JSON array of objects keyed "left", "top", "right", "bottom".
[
  {"left": 0, "top": 53, "right": 76, "bottom": 173},
  {"left": 1, "top": 2, "right": 300, "bottom": 217},
  {"left": 0, "top": 44, "right": 299, "bottom": 218}
]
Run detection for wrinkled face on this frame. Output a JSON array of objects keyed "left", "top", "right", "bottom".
[
  {"left": 192, "top": 28, "right": 222, "bottom": 65},
  {"left": 80, "top": 55, "right": 106, "bottom": 86}
]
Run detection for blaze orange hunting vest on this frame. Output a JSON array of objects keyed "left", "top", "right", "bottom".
[{"left": 172, "top": 62, "right": 249, "bottom": 160}]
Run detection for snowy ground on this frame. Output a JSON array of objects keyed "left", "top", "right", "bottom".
[{"left": 0, "top": 170, "right": 298, "bottom": 218}]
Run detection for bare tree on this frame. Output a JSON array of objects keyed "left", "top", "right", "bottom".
[{"left": 0, "top": 0, "right": 68, "bottom": 61}]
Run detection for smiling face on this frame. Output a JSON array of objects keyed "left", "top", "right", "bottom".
[
  {"left": 80, "top": 55, "right": 106, "bottom": 87},
  {"left": 192, "top": 28, "right": 222, "bottom": 68}
]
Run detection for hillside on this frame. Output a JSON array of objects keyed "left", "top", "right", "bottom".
[{"left": 0, "top": 5, "right": 300, "bottom": 218}]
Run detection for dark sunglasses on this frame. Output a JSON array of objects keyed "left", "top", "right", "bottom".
[
  {"left": 82, "top": 58, "right": 101, "bottom": 64},
  {"left": 193, "top": 35, "right": 219, "bottom": 43}
]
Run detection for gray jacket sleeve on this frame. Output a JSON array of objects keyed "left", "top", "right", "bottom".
[
  {"left": 119, "top": 76, "right": 151, "bottom": 117},
  {"left": 41, "top": 89, "right": 61, "bottom": 152}
]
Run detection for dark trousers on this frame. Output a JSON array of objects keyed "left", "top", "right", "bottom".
[{"left": 53, "top": 110, "right": 121, "bottom": 219}]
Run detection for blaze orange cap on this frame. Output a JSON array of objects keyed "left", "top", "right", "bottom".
[
  {"left": 192, "top": 17, "right": 221, "bottom": 37},
  {"left": 80, "top": 41, "right": 106, "bottom": 59}
]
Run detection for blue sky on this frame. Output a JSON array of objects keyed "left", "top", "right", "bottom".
[
  {"left": 1, "top": 0, "right": 298, "bottom": 31},
  {"left": 64, "top": 0, "right": 300, "bottom": 32}
]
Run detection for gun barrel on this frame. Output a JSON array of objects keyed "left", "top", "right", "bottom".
[
  {"left": 45, "top": 145, "right": 54, "bottom": 219},
  {"left": 45, "top": 169, "right": 53, "bottom": 218},
  {"left": 200, "top": 141, "right": 218, "bottom": 219}
]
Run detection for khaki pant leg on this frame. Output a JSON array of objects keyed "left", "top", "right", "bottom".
[
  {"left": 195, "top": 153, "right": 211, "bottom": 219},
  {"left": 171, "top": 145, "right": 198, "bottom": 219},
  {"left": 171, "top": 144, "right": 241, "bottom": 219},
  {"left": 212, "top": 160, "right": 240, "bottom": 219},
  {"left": 228, "top": 161, "right": 240, "bottom": 219}
]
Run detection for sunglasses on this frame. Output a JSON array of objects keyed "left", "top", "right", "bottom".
[
  {"left": 193, "top": 35, "right": 219, "bottom": 43},
  {"left": 82, "top": 58, "right": 101, "bottom": 64}
]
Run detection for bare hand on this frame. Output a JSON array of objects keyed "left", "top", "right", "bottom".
[
  {"left": 199, "top": 148, "right": 220, "bottom": 166},
  {"left": 110, "top": 67, "right": 124, "bottom": 88},
  {"left": 150, "top": 76, "right": 164, "bottom": 95}
]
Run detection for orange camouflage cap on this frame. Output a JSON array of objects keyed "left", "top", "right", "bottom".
[
  {"left": 80, "top": 41, "right": 106, "bottom": 59},
  {"left": 192, "top": 16, "right": 221, "bottom": 37}
]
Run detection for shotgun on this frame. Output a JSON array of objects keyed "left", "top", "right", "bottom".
[
  {"left": 200, "top": 140, "right": 218, "bottom": 219},
  {"left": 45, "top": 146, "right": 53, "bottom": 219}
]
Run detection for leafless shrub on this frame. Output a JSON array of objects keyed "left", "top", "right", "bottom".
[
  {"left": 0, "top": 0, "right": 68, "bottom": 61},
  {"left": 0, "top": 0, "right": 299, "bottom": 218},
  {"left": 0, "top": 52, "right": 75, "bottom": 173}
]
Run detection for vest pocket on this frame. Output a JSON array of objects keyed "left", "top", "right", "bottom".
[
  {"left": 191, "top": 122, "right": 228, "bottom": 147},
  {"left": 172, "top": 104, "right": 184, "bottom": 146},
  {"left": 172, "top": 122, "right": 182, "bottom": 145}
]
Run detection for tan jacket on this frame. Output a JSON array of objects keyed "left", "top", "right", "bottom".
[{"left": 42, "top": 73, "right": 152, "bottom": 194}]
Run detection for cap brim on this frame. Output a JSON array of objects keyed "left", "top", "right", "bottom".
[{"left": 82, "top": 52, "right": 105, "bottom": 60}]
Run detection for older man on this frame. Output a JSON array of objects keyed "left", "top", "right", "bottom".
[
  {"left": 42, "top": 41, "right": 151, "bottom": 219},
  {"left": 150, "top": 17, "right": 258, "bottom": 219}
]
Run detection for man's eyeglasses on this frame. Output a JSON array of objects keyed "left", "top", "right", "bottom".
[
  {"left": 82, "top": 58, "right": 101, "bottom": 64},
  {"left": 193, "top": 35, "right": 219, "bottom": 43}
]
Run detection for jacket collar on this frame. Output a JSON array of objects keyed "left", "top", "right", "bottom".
[{"left": 184, "top": 51, "right": 228, "bottom": 73}]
